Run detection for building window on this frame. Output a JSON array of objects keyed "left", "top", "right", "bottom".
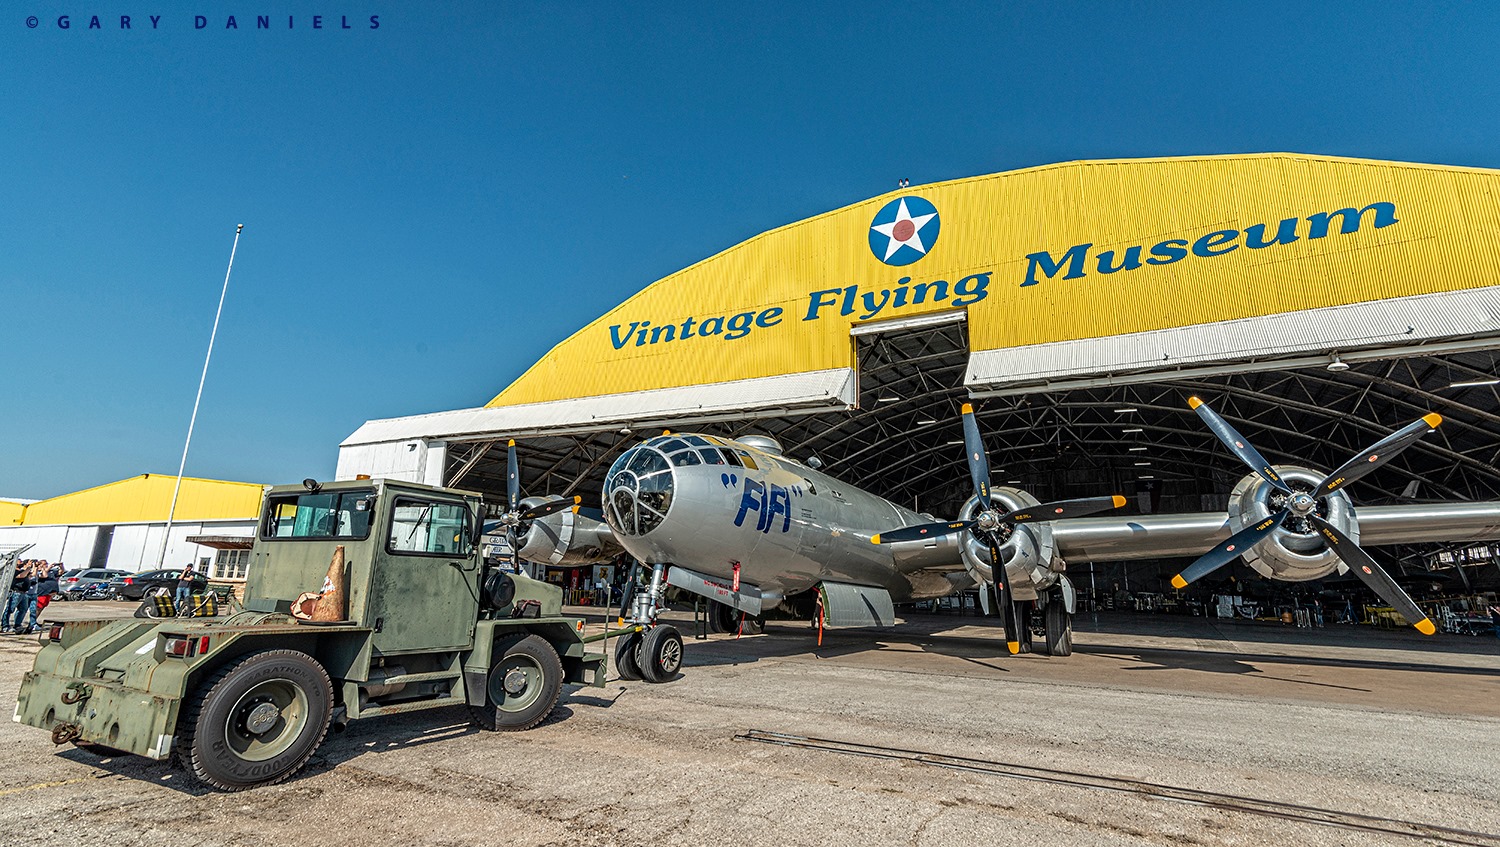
[{"left": 213, "top": 549, "right": 250, "bottom": 580}]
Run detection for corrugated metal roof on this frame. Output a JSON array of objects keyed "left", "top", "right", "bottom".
[
  {"left": 343, "top": 368, "right": 857, "bottom": 446},
  {"left": 968, "top": 285, "right": 1500, "bottom": 391},
  {"left": 18, "top": 475, "right": 266, "bottom": 526}
]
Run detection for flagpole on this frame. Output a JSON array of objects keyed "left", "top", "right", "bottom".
[{"left": 156, "top": 224, "right": 244, "bottom": 569}]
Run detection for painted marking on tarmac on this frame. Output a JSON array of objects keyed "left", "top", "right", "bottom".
[{"left": 0, "top": 776, "right": 97, "bottom": 797}]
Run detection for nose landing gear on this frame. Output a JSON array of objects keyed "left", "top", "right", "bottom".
[{"left": 614, "top": 562, "right": 684, "bottom": 683}]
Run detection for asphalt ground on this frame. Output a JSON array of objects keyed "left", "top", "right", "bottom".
[{"left": 2, "top": 602, "right": 1498, "bottom": 846}]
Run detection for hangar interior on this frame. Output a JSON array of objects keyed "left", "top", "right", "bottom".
[{"left": 339, "top": 154, "right": 1500, "bottom": 617}]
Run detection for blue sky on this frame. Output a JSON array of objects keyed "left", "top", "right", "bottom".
[{"left": 4, "top": 2, "right": 1498, "bottom": 498}]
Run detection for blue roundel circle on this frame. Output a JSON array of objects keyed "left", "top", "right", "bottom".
[{"left": 868, "top": 196, "right": 941, "bottom": 266}]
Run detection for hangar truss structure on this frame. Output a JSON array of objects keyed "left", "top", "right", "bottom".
[{"left": 339, "top": 154, "right": 1500, "bottom": 574}]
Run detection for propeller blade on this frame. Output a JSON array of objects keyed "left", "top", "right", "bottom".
[
  {"left": 1309, "top": 515, "right": 1436, "bottom": 635},
  {"left": 960, "top": 403, "right": 993, "bottom": 501},
  {"left": 504, "top": 526, "right": 517, "bottom": 568},
  {"left": 1314, "top": 413, "right": 1442, "bottom": 498},
  {"left": 506, "top": 440, "right": 520, "bottom": 511},
  {"left": 519, "top": 496, "right": 581, "bottom": 521},
  {"left": 1188, "top": 396, "right": 1292, "bottom": 494},
  {"left": 1002, "top": 495, "right": 1127, "bottom": 524},
  {"left": 872, "top": 521, "right": 971, "bottom": 544},
  {"left": 983, "top": 531, "right": 1021, "bottom": 655},
  {"left": 1170, "top": 509, "right": 1289, "bottom": 589}
]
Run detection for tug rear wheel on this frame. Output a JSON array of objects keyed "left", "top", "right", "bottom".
[
  {"left": 178, "top": 649, "right": 333, "bottom": 791},
  {"left": 640, "top": 625, "right": 683, "bottom": 683},
  {"left": 468, "top": 634, "right": 563, "bottom": 732}
]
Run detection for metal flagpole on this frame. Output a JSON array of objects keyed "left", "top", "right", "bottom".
[{"left": 156, "top": 224, "right": 244, "bottom": 569}]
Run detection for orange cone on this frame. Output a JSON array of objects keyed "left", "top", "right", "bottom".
[{"left": 311, "top": 545, "right": 348, "bottom": 622}]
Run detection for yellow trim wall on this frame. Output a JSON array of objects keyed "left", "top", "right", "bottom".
[
  {"left": 488, "top": 153, "right": 1500, "bottom": 408},
  {"left": 0, "top": 501, "right": 26, "bottom": 526},
  {"left": 15, "top": 475, "right": 264, "bottom": 526}
]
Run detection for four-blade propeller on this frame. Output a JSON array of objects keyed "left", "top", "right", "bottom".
[
  {"left": 873, "top": 403, "right": 1126, "bottom": 653},
  {"left": 1175, "top": 397, "right": 1440, "bottom": 635},
  {"left": 490, "top": 439, "right": 580, "bottom": 565}
]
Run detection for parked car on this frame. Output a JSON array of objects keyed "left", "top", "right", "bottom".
[
  {"left": 50, "top": 569, "right": 86, "bottom": 601},
  {"left": 62, "top": 569, "right": 129, "bottom": 601},
  {"left": 107, "top": 568, "right": 207, "bottom": 601}
]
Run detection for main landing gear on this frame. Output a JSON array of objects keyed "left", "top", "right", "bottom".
[
  {"left": 996, "top": 583, "right": 1073, "bottom": 657},
  {"left": 615, "top": 562, "right": 684, "bottom": 684}
]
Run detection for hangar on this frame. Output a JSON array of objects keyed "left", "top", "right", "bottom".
[{"left": 337, "top": 153, "right": 1500, "bottom": 589}]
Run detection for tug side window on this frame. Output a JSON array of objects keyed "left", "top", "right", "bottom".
[{"left": 387, "top": 498, "right": 472, "bottom": 556}]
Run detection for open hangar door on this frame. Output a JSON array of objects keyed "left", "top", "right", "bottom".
[{"left": 441, "top": 323, "right": 1500, "bottom": 606}]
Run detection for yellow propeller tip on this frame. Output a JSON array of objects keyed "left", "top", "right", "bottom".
[
  {"left": 961, "top": 403, "right": 974, "bottom": 415},
  {"left": 1415, "top": 618, "right": 1436, "bottom": 635},
  {"left": 572, "top": 495, "right": 582, "bottom": 504},
  {"left": 1187, "top": 396, "right": 1203, "bottom": 409},
  {"left": 1423, "top": 412, "right": 1443, "bottom": 428},
  {"left": 1170, "top": 575, "right": 1188, "bottom": 590},
  {"left": 617, "top": 617, "right": 625, "bottom": 627},
  {"left": 870, "top": 534, "right": 881, "bottom": 544},
  {"left": 1111, "top": 494, "right": 1127, "bottom": 508},
  {"left": 571, "top": 505, "right": 580, "bottom": 514},
  {"left": 1007, "top": 641, "right": 1020, "bottom": 655},
  {"left": 507, "top": 439, "right": 516, "bottom": 447}
]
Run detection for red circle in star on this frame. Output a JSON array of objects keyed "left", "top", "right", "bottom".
[{"left": 892, "top": 219, "right": 915, "bottom": 242}]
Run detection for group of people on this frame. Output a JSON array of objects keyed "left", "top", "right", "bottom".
[{"left": 4, "top": 560, "right": 61, "bottom": 635}]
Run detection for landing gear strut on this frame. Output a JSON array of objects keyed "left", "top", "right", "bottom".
[{"left": 617, "top": 562, "right": 682, "bottom": 684}]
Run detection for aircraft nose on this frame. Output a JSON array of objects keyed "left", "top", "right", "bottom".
[{"left": 603, "top": 447, "right": 675, "bottom": 536}]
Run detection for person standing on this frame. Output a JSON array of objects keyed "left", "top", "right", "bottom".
[
  {"left": 29, "top": 563, "right": 59, "bottom": 633},
  {"left": 175, "top": 563, "right": 197, "bottom": 611},
  {"left": 4, "top": 562, "right": 35, "bottom": 634}
]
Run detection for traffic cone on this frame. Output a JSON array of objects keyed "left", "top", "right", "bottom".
[{"left": 311, "top": 545, "right": 348, "bottom": 622}]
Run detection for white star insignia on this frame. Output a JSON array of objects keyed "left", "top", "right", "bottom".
[{"left": 870, "top": 199, "right": 937, "bottom": 261}]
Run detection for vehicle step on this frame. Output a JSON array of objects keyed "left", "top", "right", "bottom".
[
  {"left": 354, "top": 695, "right": 455, "bottom": 718},
  {"left": 368, "top": 670, "right": 462, "bottom": 686}
]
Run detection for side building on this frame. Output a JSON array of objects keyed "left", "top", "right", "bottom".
[{"left": 0, "top": 474, "right": 266, "bottom": 583}]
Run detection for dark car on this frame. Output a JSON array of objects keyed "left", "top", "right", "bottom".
[
  {"left": 108, "top": 568, "right": 207, "bottom": 601},
  {"left": 62, "top": 569, "right": 129, "bottom": 601}
]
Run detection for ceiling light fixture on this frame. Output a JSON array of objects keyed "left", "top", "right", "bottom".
[
  {"left": 1449, "top": 379, "right": 1500, "bottom": 388},
  {"left": 917, "top": 418, "right": 937, "bottom": 425},
  {"left": 1122, "top": 427, "right": 1143, "bottom": 433},
  {"left": 1112, "top": 407, "right": 1139, "bottom": 414},
  {"left": 1128, "top": 447, "right": 1147, "bottom": 452},
  {"left": 1133, "top": 461, "right": 1151, "bottom": 466},
  {"left": 1326, "top": 354, "right": 1350, "bottom": 372}
]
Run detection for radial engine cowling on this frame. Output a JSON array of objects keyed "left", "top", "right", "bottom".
[
  {"left": 1227, "top": 466, "right": 1358, "bottom": 582},
  {"left": 515, "top": 497, "right": 620, "bottom": 566},
  {"left": 958, "top": 487, "right": 1058, "bottom": 600}
]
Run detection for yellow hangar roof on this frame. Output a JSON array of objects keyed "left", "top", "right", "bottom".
[
  {"left": 489, "top": 153, "right": 1500, "bottom": 409},
  {"left": 11, "top": 475, "right": 265, "bottom": 527}
]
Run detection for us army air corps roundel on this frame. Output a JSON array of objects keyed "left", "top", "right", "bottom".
[{"left": 869, "top": 196, "right": 940, "bottom": 266}]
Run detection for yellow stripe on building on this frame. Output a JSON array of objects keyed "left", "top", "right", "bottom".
[{"left": 18, "top": 475, "right": 264, "bottom": 526}]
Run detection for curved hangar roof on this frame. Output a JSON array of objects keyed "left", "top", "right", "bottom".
[{"left": 343, "top": 153, "right": 1500, "bottom": 512}]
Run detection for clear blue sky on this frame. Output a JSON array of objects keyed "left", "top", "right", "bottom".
[{"left": 4, "top": 2, "right": 1498, "bottom": 499}]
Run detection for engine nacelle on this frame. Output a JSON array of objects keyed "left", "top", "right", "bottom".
[
  {"left": 1227, "top": 466, "right": 1358, "bottom": 582},
  {"left": 957, "top": 487, "right": 1059, "bottom": 601},
  {"left": 515, "top": 497, "right": 621, "bottom": 566}
]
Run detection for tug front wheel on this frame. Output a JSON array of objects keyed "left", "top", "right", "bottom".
[
  {"left": 468, "top": 634, "right": 563, "bottom": 732},
  {"left": 639, "top": 624, "right": 683, "bottom": 683},
  {"left": 178, "top": 649, "right": 333, "bottom": 791}
]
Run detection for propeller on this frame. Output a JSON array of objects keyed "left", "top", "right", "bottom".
[
  {"left": 493, "top": 439, "right": 580, "bottom": 567},
  {"left": 873, "top": 403, "right": 1127, "bottom": 653},
  {"left": 1173, "top": 397, "right": 1440, "bottom": 635}
]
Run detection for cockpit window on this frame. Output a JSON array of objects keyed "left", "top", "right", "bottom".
[
  {"left": 720, "top": 449, "right": 742, "bottom": 468},
  {"left": 734, "top": 450, "right": 759, "bottom": 470},
  {"left": 670, "top": 450, "right": 701, "bottom": 467},
  {"left": 698, "top": 448, "right": 725, "bottom": 465},
  {"left": 659, "top": 438, "right": 690, "bottom": 453}
]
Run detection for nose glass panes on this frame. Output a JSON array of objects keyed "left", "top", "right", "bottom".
[{"left": 606, "top": 448, "right": 674, "bottom": 535}]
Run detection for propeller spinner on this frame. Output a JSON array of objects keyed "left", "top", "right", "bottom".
[
  {"left": 1175, "top": 397, "right": 1441, "bottom": 635},
  {"left": 873, "top": 403, "right": 1127, "bottom": 653}
]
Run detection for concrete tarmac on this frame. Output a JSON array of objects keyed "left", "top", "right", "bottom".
[{"left": 2, "top": 603, "right": 1498, "bottom": 846}]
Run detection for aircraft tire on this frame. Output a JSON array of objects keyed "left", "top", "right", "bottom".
[
  {"left": 614, "top": 631, "right": 644, "bottom": 681},
  {"left": 639, "top": 625, "right": 684, "bottom": 683},
  {"left": 708, "top": 601, "right": 738, "bottom": 634},
  {"left": 1045, "top": 599, "right": 1072, "bottom": 657},
  {"left": 469, "top": 634, "right": 564, "bottom": 732}
]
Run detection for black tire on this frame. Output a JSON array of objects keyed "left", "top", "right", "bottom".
[
  {"left": 177, "top": 650, "right": 333, "bottom": 791},
  {"left": 639, "top": 625, "right": 684, "bottom": 684},
  {"left": 110, "top": 591, "right": 124, "bottom": 601},
  {"left": 708, "top": 601, "right": 739, "bottom": 634},
  {"left": 614, "top": 631, "right": 643, "bottom": 681},
  {"left": 1045, "top": 599, "right": 1073, "bottom": 657},
  {"left": 467, "top": 634, "right": 562, "bottom": 732}
]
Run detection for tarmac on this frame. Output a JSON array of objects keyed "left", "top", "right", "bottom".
[{"left": 2, "top": 601, "right": 1498, "bottom": 846}]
